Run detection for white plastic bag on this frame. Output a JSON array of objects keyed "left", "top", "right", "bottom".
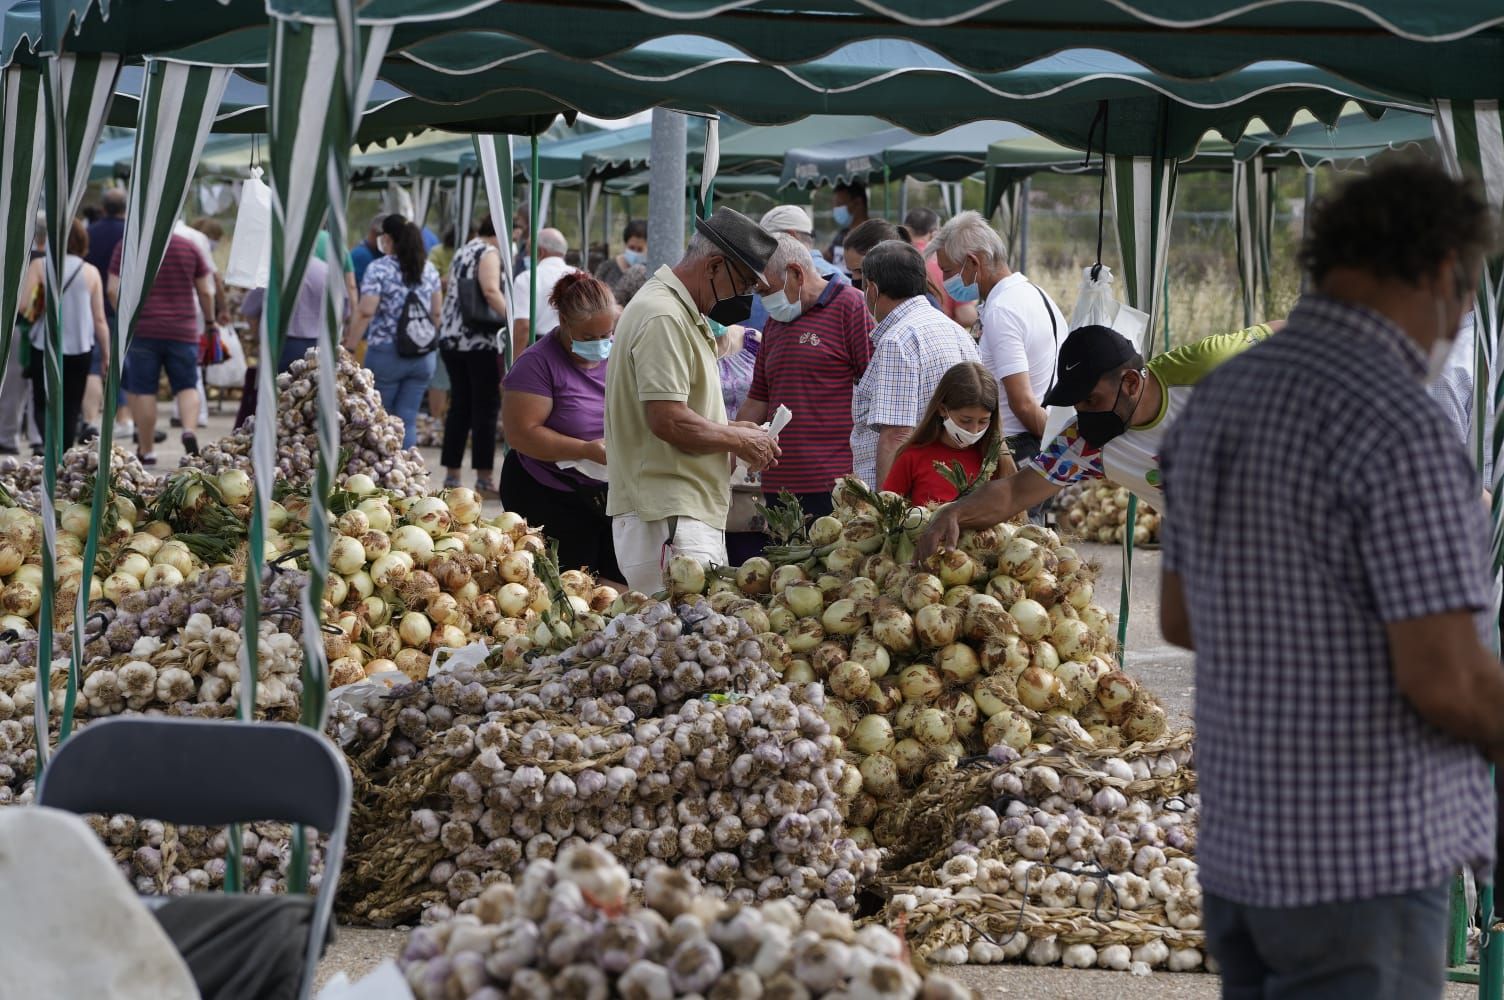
[
  {"left": 204, "top": 325, "right": 247, "bottom": 388},
  {"left": 225, "top": 167, "right": 271, "bottom": 290},
  {"left": 427, "top": 639, "right": 492, "bottom": 679},
  {"left": 1041, "top": 266, "right": 1152, "bottom": 445},
  {"left": 316, "top": 961, "right": 415, "bottom": 1000}
]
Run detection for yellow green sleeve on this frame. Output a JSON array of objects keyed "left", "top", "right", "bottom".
[{"left": 1147, "top": 323, "right": 1272, "bottom": 387}]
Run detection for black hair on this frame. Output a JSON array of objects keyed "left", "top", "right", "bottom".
[
  {"left": 861, "top": 240, "right": 928, "bottom": 300},
  {"left": 476, "top": 214, "right": 496, "bottom": 238},
  {"left": 623, "top": 219, "right": 647, "bottom": 243},
  {"left": 903, "top": 207, "right": 941, "bottom": 237},
  {"left": 382, "top": 214, "right": 427, "bottom": 285},
  {"left": 845, "top": 219, "right": 914, "bottom": 258},
  {"left": 1299, "top": 158, "right": 1497, "bottom": 286},
  {"left": 834, "top": 180, "right": 868, "bottom": 204}
]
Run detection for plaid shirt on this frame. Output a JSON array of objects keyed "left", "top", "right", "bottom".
[
  {"left": 1160, "top": 295, "right": 1495, "bottom": 908},
  {"left": 850, "top": 296, "right": 979, "bottom": 486}
]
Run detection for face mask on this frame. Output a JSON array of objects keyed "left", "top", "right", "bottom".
[
  {"left": 943, "top": 417, "right": 987, "bottom": 447},
  {"left": 761, "top": 276, "right": 803, "bottom": 324},
  {"left": 623, "top": 248, "right": 646, "bottom": 267},
  {"left": 1076, "top": 376, "right": 1137, "bottom": 448},
  {"left": 832, "top": 204, "right": 852, "bottom": 228},
  {"left": 1426, "top": 266, "right": 1468, "bottom": 385},
  {"left": 571, "top": 338, "right": 611, "bottom": 363},
  {"left": 707, "top": 262, "right": 754, "bottom": 326},
  {"left": 943, "top": 259, "right": 980, "bottom": 303}
]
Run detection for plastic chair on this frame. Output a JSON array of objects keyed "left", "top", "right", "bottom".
[{"left": 36, "top": 716, "right": 351, "bottom": 1000}]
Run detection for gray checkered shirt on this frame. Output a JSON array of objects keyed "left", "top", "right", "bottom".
[{"left": 1160, "top": 295, "right": 1496, "bottom": 907}]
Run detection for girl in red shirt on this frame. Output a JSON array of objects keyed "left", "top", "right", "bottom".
[{"left": 882, "top": 362, "right": 1008, "bottom": 506}]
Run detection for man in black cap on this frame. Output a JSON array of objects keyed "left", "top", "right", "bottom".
[
  {"left": 915, "top": 319, "right": 1281, "bottom": 559},
  {"left": 605, "top": 206, "right": 784, "bottom": 594}
]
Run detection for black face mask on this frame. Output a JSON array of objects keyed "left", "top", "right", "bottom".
[
  {"left": 707, "top": 262, "right": 754, "bottom": 326},
  {"left": 1076, "top": 375, "right": 1138, "bottom": 448}
]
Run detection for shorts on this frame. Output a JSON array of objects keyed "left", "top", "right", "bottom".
[
  {"left": 428, "top": 354, "right": 451, "bottom": 392},
  {"left": 612, "top": 512, "right": 727, "bottom": 596},
  {"left": 123, "top": 336, "right": 199, "bottom": 396}
]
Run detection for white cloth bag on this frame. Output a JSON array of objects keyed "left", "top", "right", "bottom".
[{"left": 1041, "top": 265, "right": 1152, "bottom": 444}]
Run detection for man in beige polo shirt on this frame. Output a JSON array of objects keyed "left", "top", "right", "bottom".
[{"left": 606, "top": 207, "right": 783, "bottom": 594}]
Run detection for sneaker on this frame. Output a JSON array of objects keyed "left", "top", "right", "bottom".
[
  {"left": 137, "top": 450, "right": 157, "bottom": 466},
  {"left": 181, "top": 431, "right": 199, "bottom": 457},
  {"left": 169, "top": 416, "right": 181, "bottom": 428},
  {"left": 77, "top": 423, "right": 98, "bottom": 443}
]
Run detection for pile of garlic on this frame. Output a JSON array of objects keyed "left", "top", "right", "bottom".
[
  {"left": 399, "top": 844, "right": 974, "bottom": 1000},
  {"left": 0, "top": 443, "right": 161, "bottom": 513},
  {"left": 338, "top": 600, "right": 879, "bottom": 926},
  {"left": 879, "top": 742, "right": 1205, "bottom": 973},
  {"left": 182, "top": 347, "right": 432, "bottom": 496},
  {"left": 86, "top": 814, "right": 327, "bottom": 898},
  {"left": 1055, "top": 482, "right": 1160, "bottom": 545},
  {"left": 700, "top": 490, "right": 1166, "bottom": 850}
]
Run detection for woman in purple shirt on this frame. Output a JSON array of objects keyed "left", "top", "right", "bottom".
[{"left": 501, "top": 271, "right": 621, "bottom": 583}]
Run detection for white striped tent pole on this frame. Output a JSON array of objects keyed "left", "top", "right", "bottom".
[
  {"left": 35, "top": 52, "right": 119, "bottom": 769},
  {"left": 0, "top": 66, "right": 45, "bottom": 423},
  {"left": 455, "top": 169, "right": 478, "bottom": 248},
  {"left": 474, "top": 134, "right": 516, "bottom": 367},
  {"left": 70, "top": 60, "right": 229, "bottom": 742},
  {"left": 412, "top": 176, "right": 435, "bottom": 231},
  {"left": 1106, "top": 152, "right": 1180, "bottom": 664},
  {"left": 1233, "top": 154, "right": 1274, "bottom": 328}
]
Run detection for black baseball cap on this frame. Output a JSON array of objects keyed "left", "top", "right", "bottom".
[
  {"left": 694, "top": 207, "right": 778, "bottom": 290},
  {"left": 1042, "top": 325, "right": 1141, "bottom": 407}
]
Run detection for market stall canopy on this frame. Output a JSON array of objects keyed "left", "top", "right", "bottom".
[
  {"left": 1233, "top": 107, "right": 1436, "bottom": 168},
  {"left": 782, "top": 120, "right": 1032, "bottom": 189}
]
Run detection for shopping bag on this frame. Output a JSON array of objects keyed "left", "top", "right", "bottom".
[
  {"left": 205, "top": 326, "right": 247, "bottom": 388},
  {"left": 224, "top": 167, "right": 271, "bottom": 290},
  {"left": 1040, "top": 265, "right": 1152, "bottom": 446}
]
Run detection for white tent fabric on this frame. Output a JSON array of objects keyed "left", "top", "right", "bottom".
[
  {"left": 1232, "top": 155, "right": 1274, "bottom": 327},
  {"left": 475, "top": 133, "right": 518, "bottom": 363}
]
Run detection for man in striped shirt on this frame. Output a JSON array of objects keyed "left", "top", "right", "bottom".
[
  {"left": 740, "top": 234, "right": 873, "bottom": 519},
  {"left": 851, "top": 240, "right": 980, "bottom": 487}
]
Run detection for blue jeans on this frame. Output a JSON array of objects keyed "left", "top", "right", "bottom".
[
  {"left": 364, "top": 342, "right": 435, "bottom": 449},
  {"left": 1204, "top": 883, "right": 1450, "bottom": 1000}
]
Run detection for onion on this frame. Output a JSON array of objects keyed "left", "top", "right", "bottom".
[
  {"left": 768, "top": 605, "right": 796, "bottom": 634},
  {"left": 359, "top": 596, "right": 391, "bottom": 628},
  {"left": 1064, "top": 575, "right": 1094, "bottom": 610},
  {"left": 783, "top": 581, "right": 825, "bottom": 619},
  {"left": 872, "top": 607, "right": 916, "bottom": 653},
  {"left": 55, "top": 502, "right": 92, "bottom": 540},
  {"left": 406, "top": 497, "right": 452, "bottom": 537},
  {"left": 0, "top": 613, "right": 31, "bottom": 634},
  {"left": 498, "top": 551, "right": 535, "bottom": 584},
  {"left": 971, "top": 675, "right": 1013, "bottom": 718},
  {"left": 912, "top": 707, "right": 954, "bottom": 748},
  {"left": 0, "top": 545, "right": 21, "bottom": 576},
  {"left": 336, "top": 509, "right": 370, "bottom": 538},
  {"left": 357, "top": 497, "right": 393, "bottom": 533},
  {"left": 101, "top": 573, "right": 139, "bottom": 605},
  {"left": 1016, "top": 524, "right": 1060, "bottom": 549},
  {"left": 1055, "top": 546, "right": 1082, "bottom": 576},
  {"left": 466, "top": 526, "right": 509, "bottom": 561},
  {"left": 734, "top": 557, "right": 772, "bottom": 595},
  {"left": 370, "top": 552, "right": 411, "bottom": 589},
  {"left": 941, "top": 585, "right": 976, "bottom": 608},
  {"left": 851, "top": 714, "right": 896, "bottom": 754},
  {"left": 526, "top": 579, "right": 551, "bottom": 614},
  {"left": 10, "top": 565, "right": 42, "bottom": 588},
  {"left": 937, "top": 642, "right": 981, "bottom": 685},
  {"left": 1016, "top": 666, "right": 1061, "bottom": 711},
  {"left": 897, "top": 663, "right": 944, "bottom": 703},
  {"left": 667, "top": 554, "right": 706, "bottom": 596},
  {"left": 346, "top": 571, "right": 375, "bottom": 603},
  {"left": 841, "top": 517, "right": 885, "bottom": 554},
  {"left": 808, "top": 515, "right": 842, "bottom": 547},
  {"left": 902, "top": 573, "right": 944, "bottom": 612},
  {"left": 216, "top": 469, "right": 253, "bottom": 506},
  {"left": 1031, "top": 640, "right": 1060, "bottom": 674},
  {"left": 783, "top": 659, "right": 817, "bottom": 685},
  {"left": 913, "top": 604, "right": 962, "bottom": 648},
  {"left": 368, "top": 625, "right": 402, "bottom": 659},
  {"left": 116, "top": 551, "right": 152, "bottom": 582},
  {"left": 432, "top": 536, "right": 464, "bottom": 557},
  {"left": 821, "top": 598, "right": 865, "bottom": 637},
  {"left": 785, "top": 617, "right": 824, "bottom": 653},
  {"left": 848, "top": 633, "right": 891, "bottom": 680},
  {"left": 770, "top": 564, "right": 807, "bottom": 593},
  {"left": 493, "top": 582, "right": 528, "bottom": 618},
  {"left": 1096, "top": 670, "right": 1138, "bottom": 715},
  {"left": 445, "top": 487, "right": 483, "bottom": 525},
  {"left": 330, "top": 535, "right": 367, "bottom": 576},
  {"left": 344, "top": 473, "right": 378, "bottom": 496},
  {"left": 493, "top": 510, "right": 526, "bottom": 538},
  {"left": 324, "top": 573, "right": 349, "bottom": 607},
  {"left": 841, "top": 577, "right": 879, "bottom": 604},
  {"left": 1027, "top": 571, "right": 1060, "bottom": 605},
  {"left": 865, "top": 679, "right": 902, "bottom": 715},
  {"left": 1122, "top": 701, "right": 1167, "bottom": 742},
  {"left": 398, "top": 611, "right": 433, "bottom": 649},
  {"left": 143, "top": 564, "right": 184, "bottom": 590},
  {"left": 927, "top": 549, "right": 981, "bottom": 588},
  {"left": 998, "top": 537, "right": 1045, "bottom": 581},
  {"left": 891, "top": 738, "right": 930, "bottom": 778},
  {"left": 829, "top": 660, "right": 872, "bottom": 701},
  {"left": 391, "top": 525, "right": 435, "bottom": 563},
  {"left": 983, "top": 709, "right": 1033, "bottom": 751},
  {"left": 732, "top": 603, "right": 770, "bottom": 634},
  {"left": 858, "top": 753, "right": 900, "bottom": 799},
  {"left": 822, "top": 545, "right": 865, "bottom": 577},
  {"left": 821, "top": 700, "right": 855, "bottom": 738},
  {"left": 1051, "top": 619, "right": 1093, "bottom": 661},
  {"left": 1009, "top": 598, "right": 1050, "bottom": 640}
]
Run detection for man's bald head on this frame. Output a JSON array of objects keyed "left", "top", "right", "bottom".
[{"left": 537, "top": 228, "right": 568, "bottom": 258}]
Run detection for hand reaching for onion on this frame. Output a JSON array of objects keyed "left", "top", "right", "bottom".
[{"left": 915, "top": 506, "right": 961, "bottom": 564}]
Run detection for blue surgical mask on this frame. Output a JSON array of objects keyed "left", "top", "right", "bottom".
[
  {"left": 832, "top": 204, "right": 852, "bottom": 228},
  {"left": 760, "top": 279, "right": 803, "bottom": 324},
  {"left": 943, "top": 262, "right": 980, "bottom": 303},
  {"left": 623, "top": 248, "right": 645, "bottom": 267},
  {"left": 571, "top": 338, "right": 612, "bottom": 362}
]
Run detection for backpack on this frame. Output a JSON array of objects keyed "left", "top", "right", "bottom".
[{"left": 395, "top": 287, "right": 438, "bottom": 357}]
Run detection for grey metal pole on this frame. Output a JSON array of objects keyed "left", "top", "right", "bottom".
[
  {"left": 1017, "top": 177, "right": 1032, "bottom": 274},
  {"left": 647, "top": 109, "right": 688, "bottom": 270},
  {"left": 1300, "top": 168, "right": 1316, "bottom": 294}
]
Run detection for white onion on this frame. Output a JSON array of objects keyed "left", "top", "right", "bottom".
[
  {"left": 336, "top": 509, "right": 370, "bottom": 538},
  {"left": 783, "top": 581, "right": 825, "bottom": 619},
  {"left": 851, "top": 714, "right": 896, "bottom": 755},
  {"left": 406, "top": 497, "right": 452, "bottom": 537},
  {"left": 928, "top": 549, "right": 981, "bottom": 588},
  {"left": 324, "top": 573, "right": 349, "bottom": 608},
  {"left": 498, "top": 551, "right": 534, "bottom": 584},
  {"left": 359, "top": 596, "right": 391, "bottom": 628},
  {"left": 1016, "top": 666, "right": 1061, "bottom": 712},
  {"left": 150, "top": 543, "right": 194, "bottom": 577},
  {"left": 667, "top": 554, "right": 706, "bottom": 595},
  {"left": 891, "top": 738, "right": 930, "bottom": 778},
  {"left": 102, "top": 573, "right": 139, "bottom": 605},
  {"left": 858, "top": 753, "right": 900, "bottom": 799},
  {"left": 357, "top": 497, "right": 394, "bottom": 533},
  {"left": 902, "top": 573, "right": 944, "bottom": 612},
  {"left": 982, "top": 709, "right": 1033, "bottom": 751},
  {"left": 897, "top": 663, "right": 944, "bottom": 703},
  {"left": 116, "top": 552, "right": 152, "bottom": 582},
  {"left": 497, "top": 582, "right": 530, "bottom": 617},
  {"left": 217, "top": 469, "right": 253, "bottom": 506},
  {"left": 445, "top": 487, "right": 483, "bottom": 525},
  {"left": 785, "top": 618, "right": 824, "bottom": 652},
  {"left": 936, "top": 643, "right": 980, "bottom": 685},
  {"left": 912, "top": 707, "right": 954, "bottom": 748},
  {"left": 822, "top": 545, "right": 865, "bottom": 577},
  {"left": 59, "top": 502, "right": 93, "bottom": 539},
  {"left": 913, "top": 604, "right": 962, "bottom": 648},
  {"left": 1096, "top": 670, "right": 1137, "bottom": 715},
  {"left": 391, "top": 525, "right": 435, "bottom": 563},
  {"left": 999, "top": 537, "right": 1045, "bottom": 581},
  {"left": 143, "top": 564, "right": 184, "bottom": 590},
  {"left": 346, "top": 571, "right": 375, "bottom": 603},
  {"left": 330, "top": 535, "right": 367, "bottom": 576},
  {"left": 370, "top": 552, "right": 412, "bottom": 589},
  {"left": 1009, "top": 598, "right": 1050, "bottom": 640},
  {"left": 1052, "top": 619, "right": 1093, "bottom": 661},
  {"left": 808, "top": 515, "right": 842, "bottom": 547},
  {"left": 397, "top": 611, "right": 432, "bottom": 648},
  {"left": 872, "top": 608, "right": 916, "bottom": 653},
  {"left": 344, "top": 473, "right": 378, "bottom": 496},
  {"left": 821, "top": 598, "right": 865, "bottom": 636}
]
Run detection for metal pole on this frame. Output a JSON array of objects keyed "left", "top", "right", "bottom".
[
  {"left": 1017, "top": 177, "right": 1032, "bottom": 274},
  {"left": 882, "top": 165, "right": 891, "bottom": 220},
  {"left": 529, "top": 135, "right": 540, "bottom": 344},
  {"left": 898, "top": 178, "right": 908, "bottom": 225},
  {"left": 647, "top": 108, "right": 687, "bottom": 270},
  {"left": 1301, "top": 168, "right": 1316, "bottom": 295}
]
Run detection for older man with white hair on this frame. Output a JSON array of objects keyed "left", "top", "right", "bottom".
[
  {"left": 747, "top": 205, "right": 845, "bottom": 332},
  {"left": 739, "top": 233, "right": 873, "bottom": 520},
  {"left": 511, "top": 226, "right": 576, "bottom": 356},
  {"left": 930, "top": 210, "right": 1065, "bottom": 467}
]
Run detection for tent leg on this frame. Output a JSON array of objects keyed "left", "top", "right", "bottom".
[
  {"left": 647, "top": 109, "right": 687, "bottom": 269},
  {"left": 1018, "top": 177, "right": 1031, "bottom": 274},
  {"left": 1301, "top": 169, "right": 1316, "bottom": 295},
  {"left": 898, "top": 179, "right": 908, "bottom": 226}
]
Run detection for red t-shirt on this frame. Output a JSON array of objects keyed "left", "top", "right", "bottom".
[
  {"left": 882, "top": 437, "right": 985, "bottom": 506},
  {"left": 110, "top": 234, "right": 209, "bottom": 343},
  {"left": 747, "top": 281, "right": 873, "bottom": 493}
]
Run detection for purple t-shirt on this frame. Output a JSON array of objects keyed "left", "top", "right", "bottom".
[{"left": 502, "top": 333, "right": 607, "bottom": 491}]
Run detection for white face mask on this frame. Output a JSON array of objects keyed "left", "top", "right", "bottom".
[
  {"left": 944, "top": 417, "right": 987, "bottom": 447},
  {"left": 1425, "top": 335, "right": 1455, "bottom": 386}
]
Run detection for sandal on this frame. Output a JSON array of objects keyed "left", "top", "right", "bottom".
[
  {"left": 137, "top": 450, "right": 157, "bottom": 466},
  {"left": 442, "top": 476, "right": 462, "bottom": 490},
  {"left": 474, "top": 478, "right": 500, "bottom": 500}
]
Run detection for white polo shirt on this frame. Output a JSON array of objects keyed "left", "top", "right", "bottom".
[
  {"left": 978, "top": 272, "right": 1066, "bottom": 437},
  {"left": 512, "top": 255, "right": 578, "bottom": 335}
]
